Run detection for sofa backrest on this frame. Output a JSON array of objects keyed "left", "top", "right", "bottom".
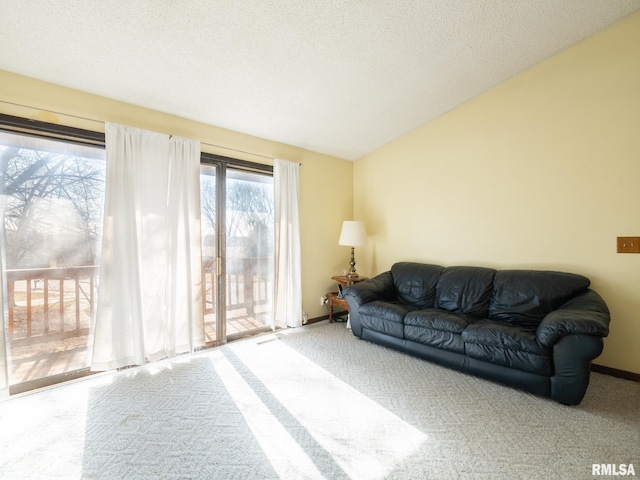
[
  {"left": 391, "top": 262, "right": 443, "bottom": 309},
  {"left": 434, "top": 266, "right": 496, "bottom": 317},
  {"left": 489, "top": 270, "right": 590, "bottom": 327}
]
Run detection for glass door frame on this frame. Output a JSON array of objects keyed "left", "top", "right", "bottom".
[
  {"left": 0, "top": 114, "right": 106, "bottom": 395},
  {"left": 200, "top": 154, "right": 274, "bottom": 345}
]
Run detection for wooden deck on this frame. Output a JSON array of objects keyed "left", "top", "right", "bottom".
[
  {"left": 8, "top": 313, "right": 269, "bottom": 390},
  {"left": 6, "top": 262, "right": 272, "bottom": 392}
]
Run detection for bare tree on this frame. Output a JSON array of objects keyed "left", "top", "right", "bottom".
[
  {"left": 0, "top": 144, "right": 105, "bottom": 268},
  {"left": 2, "top": 141, "right": 274, "bottom": 271},
  {"left": 226, "top": 179, "right": 273, "bottom": 241},
  {"left": 198, "top": 175, "right": 273, "bottom": 282}
]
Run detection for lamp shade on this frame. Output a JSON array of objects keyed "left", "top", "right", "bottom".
[{"left": 338, "top": 221, "right": 367, "bottom": 247}]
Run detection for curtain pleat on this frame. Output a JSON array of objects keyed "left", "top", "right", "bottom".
[
  {"left": 91, "top": 124, "right": 204, "bottom": 371},
  {"left": 165, "top": 136, "right": 205, "bottom": 356},
  {"left": 273, "top": 159, "right": 302, "bottom": 328}
]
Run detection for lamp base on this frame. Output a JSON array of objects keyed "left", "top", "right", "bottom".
[{"left": 346, "top": 247, "right": 359, "bottom": 278}]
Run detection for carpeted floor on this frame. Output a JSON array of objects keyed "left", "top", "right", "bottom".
[{"left": 0, "top": 321, "right": 638, "bottom": 479}]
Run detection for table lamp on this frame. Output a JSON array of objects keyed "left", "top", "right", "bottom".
[{"left": 338, "top": 220, "right": 367, "bottom": 278}]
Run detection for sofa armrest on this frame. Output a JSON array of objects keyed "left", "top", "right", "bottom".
[
  {"left": 536, "top": 290, "right": 610, "bottom": 347},
  {"left": 343, "top": 271, "right": 395, "bottom": 307},
  {"left": 343, "top": 272, "right": 394, "bottom": 338}
]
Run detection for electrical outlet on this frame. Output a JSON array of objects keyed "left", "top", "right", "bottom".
[{"left": 617, "top": 236, "right": 640, "bottom": 253}]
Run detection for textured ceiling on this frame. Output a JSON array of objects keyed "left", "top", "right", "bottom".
[{"left": 1, "top": 1, "right": 639, "bottom": 160}]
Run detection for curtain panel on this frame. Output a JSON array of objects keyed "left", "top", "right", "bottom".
[
  {"left": 273, "top": 159, "right": 302, "bottom": 328},
  {"left": 92, "top": 124, "right": 204, "bottom": 371}
]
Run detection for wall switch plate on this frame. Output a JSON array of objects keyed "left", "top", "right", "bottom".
[{"left": 617, "top": 236, "right": 640, "bottom": 253}]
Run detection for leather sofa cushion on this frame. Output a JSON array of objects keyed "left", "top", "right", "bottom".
[
  {"left": 391, "top": 262, "right": 443, "bottom": 309},
  {"left": 463, "top": 319, "right": 552, "bottom": 374},
  {"left": 403, "top": 309, "right": 470, "bottom": 353},
  {"left": 465, "top": 343, "right": 552, "bottom": 375},
  {"left": 462, "top": 319, "right": 548, "bottom": 354},
  {"left": 359, "top": 300, "right": 408, "bottom": 338},
  {"left": 489, "top": 270, "right": 590, "bottom": 328},
  {"left": 404, "top": 308, "right": 473, "bottom": 333},
  {"left": 404, "top": 326, "right": 464, "bottom": 353},
  {"left": 435, "top": 266, "right": 496, "bottom": 317}
]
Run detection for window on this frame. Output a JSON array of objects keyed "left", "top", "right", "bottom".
[{"left": 0, "top": 119, "right": 106, "bottom": 393}]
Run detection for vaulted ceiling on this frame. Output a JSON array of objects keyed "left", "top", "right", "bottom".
[{"left": 1, "top": 1, "right": 639, "bottom": 160}]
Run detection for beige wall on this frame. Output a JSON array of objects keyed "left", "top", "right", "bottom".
[
  {"left": 0, "top": 70, "right": 353, "bottom": 321},
  {"left": 354, "top": 12, "right": 640, "bottom": 374}
]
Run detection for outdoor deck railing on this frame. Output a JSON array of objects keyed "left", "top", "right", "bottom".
[
  {"left": 6, "top": 265, "right": 98, "bottom": 338},
  {"left": 6, "top": 257, "right": 272, "bottom": 339},
  {"left": 202, "top": 256, "right": 272, "bottom": 316}
]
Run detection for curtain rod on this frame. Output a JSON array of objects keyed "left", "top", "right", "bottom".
[{"left": 0, "top": 99, "right": 303, "bottom": 165}]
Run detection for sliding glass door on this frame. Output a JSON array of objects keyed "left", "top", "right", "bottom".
[
  {"left": 0, "top": 121, "right": 274, "bottom": 393},
  {"left": 225, "top": 168, "right": 274, "bottom": 338},
  {"left": 0, "top": 130, "right": 105, "bottom": 392},
  {"left": 200, "top": 161, "right": 274, "bottom": 344}
]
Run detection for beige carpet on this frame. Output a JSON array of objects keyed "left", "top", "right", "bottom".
[{"left": 0, "top": 321, "right": 638, "bottom": 479}]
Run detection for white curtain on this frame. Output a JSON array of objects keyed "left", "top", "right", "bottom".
[
  {"left": 273, "top": 159, "right": 302, "bottom": 328},
  {"left": 92, "top": 123, "right": 204, "bottom": 371}
]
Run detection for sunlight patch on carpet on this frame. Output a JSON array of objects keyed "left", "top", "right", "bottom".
[
  {"left": 210, "top": 348, "right": 325, "bottom": 479},
  {"left": 224, "top": 334, "right": 429, "bottom": 480}
]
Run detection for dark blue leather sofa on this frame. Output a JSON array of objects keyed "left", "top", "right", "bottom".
[{"left": 344, "top": 262, "right": 610, "bottom": 405}]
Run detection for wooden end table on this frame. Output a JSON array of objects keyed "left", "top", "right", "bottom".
[{"left": 327, "top": 275, "right": 368, "bottom": 323}]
